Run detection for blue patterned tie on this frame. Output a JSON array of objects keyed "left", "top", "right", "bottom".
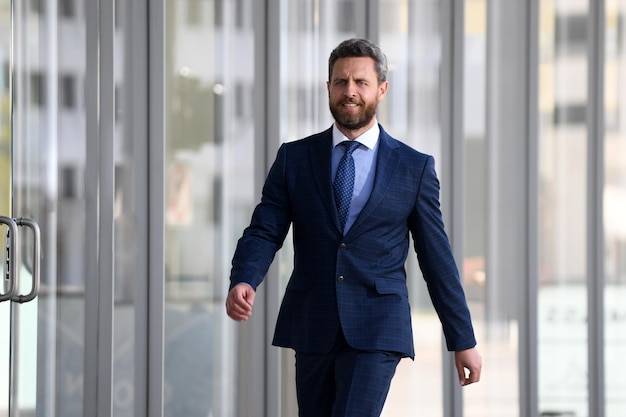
[{"left": 334, "top": 140, "right": 360, "bottom": 232}]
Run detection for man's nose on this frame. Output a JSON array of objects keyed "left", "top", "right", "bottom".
[{"left": 344, "top": 81, "right": 358, "bottom": 96}]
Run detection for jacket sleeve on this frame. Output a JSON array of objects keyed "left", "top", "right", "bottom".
[
  {"left": 229, "top": 143, "right": 292, "bottom": 291},
  {"left": 409, "top": 155, "right": 477, "bottom": 351}
]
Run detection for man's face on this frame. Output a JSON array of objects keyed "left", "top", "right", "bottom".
[{"left": 327, "top": 57, "right": 388, "bottom": 138}]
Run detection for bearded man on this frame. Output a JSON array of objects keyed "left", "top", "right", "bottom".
[{"left": 226, "top": 38, "right": 482, "bottom": 417}]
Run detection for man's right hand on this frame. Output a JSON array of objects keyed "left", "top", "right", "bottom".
[{"left": 225, "top": 283, "right": 256, "bottom": 321}]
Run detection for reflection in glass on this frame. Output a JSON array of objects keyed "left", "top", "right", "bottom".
[
  {"left": 604, "top": 2, "right": 626, "bottom": 416},
  {"left": 53, "top": 1, "right": 86, "bottom": 414},
  {"left": 462, "top": 0, "right": 523, "bottom": 415},
  {"left": 538, "top": 1, "right": 589, "bottom": 416},
  {"left": 0, "top": 3, "right": 11, "bottom": 413},
  {"left": 11, "top": 2, "right": 48, "bottom": 416},
  {"left": 164, "top": 1, "right": 255, "bottom": 416},
  {"left": 112, "top": 3, "right": 137, "bottom": 416}
]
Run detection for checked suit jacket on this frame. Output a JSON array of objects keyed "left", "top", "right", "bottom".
[{"left": 229, "top": 125, "right": 477, "bottom": 358}]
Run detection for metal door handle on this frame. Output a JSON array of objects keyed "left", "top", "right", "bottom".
[
  {"left": 0, "top": 215, "right": 19, "bottom": 302},
  {"left": 13, "top": 218, "right": 41, "bottom": 303}
]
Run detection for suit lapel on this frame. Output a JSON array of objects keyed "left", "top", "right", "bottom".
[
  {"left": 346, "top": 128, "right": 401, "bottom": 238},
  {"left": 310, "top": 128, "right": 343, "bottom": 231}
]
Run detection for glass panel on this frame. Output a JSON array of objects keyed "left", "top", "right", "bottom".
[
  {"left": 0, "top": 2, "right": 11, "bottom": 414},
  {"left": 378, "top": 1, "right": 444, "bottom": 415},
  {"left": 463, "top": 2, "right": 499, "bottom": 417},
  {"left": 538, "top": 1, "right": 589, "bottom": 416},
  {"left": 0, "top": 2, "right": 9, "bottom": 216},
  {"left": 164, "top": 1, "right": 254, "bottom": 415},
  {"left": 464, "top": 0, "right": 523, "bottom": 415},
  {"left": 113, "top": 3, "right": 136, "bottom": 416},
  {"left": 11, "top": 1, "right": 43, "bottom": 415},
  {"left": 279, "top": 1, "right": 358, "bottom": 415},
  {"left": 604, "top": 1, "right": 626, "bottom": 416},
  {"left": 53, "top": 1, "right": 86, "bottom": 414}
]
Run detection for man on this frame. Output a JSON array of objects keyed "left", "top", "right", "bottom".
[{"left": 226, "top": 38, "right": 482, "bottom": 417}]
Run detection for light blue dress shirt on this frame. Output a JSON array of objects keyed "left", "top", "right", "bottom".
[{"left": 331, "top": 121, "right": 380, "bottom": 233}]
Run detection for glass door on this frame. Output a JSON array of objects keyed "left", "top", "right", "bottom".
[{"left": 1, "top": 1, "right": 44, "bottom": 416}]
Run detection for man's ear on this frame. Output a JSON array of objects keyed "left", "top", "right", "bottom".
[{"left": 378, "top": 81, "right": 389, "bottom": 101}]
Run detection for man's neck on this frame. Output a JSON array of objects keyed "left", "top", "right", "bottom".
[{"left": 335, "top": 119, "right": 377, "bottom": 140}]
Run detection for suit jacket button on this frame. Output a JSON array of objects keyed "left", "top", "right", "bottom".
[
  {"left": 337, "top": 275, "right": 344, "bottom": 282},
  {"left": 340, "top": 243, "right": 347, "bottom": 250}
]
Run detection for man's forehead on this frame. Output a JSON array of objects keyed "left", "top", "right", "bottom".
[{"left": 331, "top": 57, "right": 377, "bottom": 77}]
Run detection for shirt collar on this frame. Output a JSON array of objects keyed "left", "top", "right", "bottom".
[{"left": 332, "top": 120, "right": 380, "bottom": 150}]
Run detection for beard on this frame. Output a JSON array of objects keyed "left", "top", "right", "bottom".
[{"left": 329, "top": 99, "right": 378, "bottom": 132}]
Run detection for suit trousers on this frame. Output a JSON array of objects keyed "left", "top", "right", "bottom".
[{"left": 294, "top": 328, "right": 401, "bottom": 417}]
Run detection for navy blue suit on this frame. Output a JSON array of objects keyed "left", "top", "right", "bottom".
[{"left": 229, "top": 125, "right": 476, "bottom": 415}]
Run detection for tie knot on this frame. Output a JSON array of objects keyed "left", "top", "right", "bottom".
[{"left": 340, "top": 140, "right": 360, "bottom": 155}]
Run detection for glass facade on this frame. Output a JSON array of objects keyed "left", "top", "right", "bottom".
[
  {"left": 0, "top": 2, "right": 11, "bottom": 413},
  {"left": 604, "top": 2, "right": 626, "bottom": 416},
  {"left": 538, "top": 1, "right": 589, "bottom": 415},
  {"left": 163, "top": 1, "right": 255, "bottom": 416},
  {"left": 463, "top": 1, "right": 522, "bottom": 416},
  {"left": 0, "top": 0, "right": 624, "bottom": 416}
]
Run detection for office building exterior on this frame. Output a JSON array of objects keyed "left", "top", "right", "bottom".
[{"left": 0, "top": 0, "right": 624, "bottom": 416}]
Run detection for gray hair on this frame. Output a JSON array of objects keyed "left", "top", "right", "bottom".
[{"left": 328, "top": 38, "right": 388, "bottom": 83}]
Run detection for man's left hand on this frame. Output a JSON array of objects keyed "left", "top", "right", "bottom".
[{"left": 455, "top": 347, "right": 482, "bottom": 386}]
